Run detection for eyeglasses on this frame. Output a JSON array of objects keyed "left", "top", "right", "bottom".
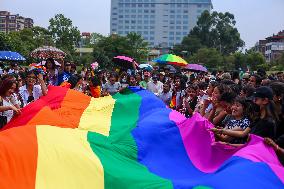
[{"left": 27, "top": 76, "right": 36, "bottom": 79}]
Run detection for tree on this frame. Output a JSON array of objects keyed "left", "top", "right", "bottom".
[
  {"left": 0, "top": 32, "right": 11, "bottom": 51},
  {"left": 32, "top": 26, "right": 54, "bottom": 46},
  {"left": 173, "top": 35, "right": 203, "bottom": 57},
  {"left": 246, "top": 50, "right": 266, "bottom": 70},
  {"left": 48, "top": 14, "right": 81, "bottom": 59},
  {"left": 175, "top": 10, "right": 244, "bottom": 57},
  {"left": 190, "top": 48, "right": 223, "bottom": 69},
  {"left": 124, "top": 32, "right": 149, "bottom": 63},
  {"left": 92, "top": 33, "right": 149, "bottom": 68}
]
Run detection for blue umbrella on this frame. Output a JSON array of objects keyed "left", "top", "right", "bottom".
[{"left": 0, "top": 51, "right": 26, "bottom": 61}]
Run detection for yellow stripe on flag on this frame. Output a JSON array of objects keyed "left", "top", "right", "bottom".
[
  {"left": 79, "top": 96, "right": 115, "bottom": 136},
  {"left": 35, "top": 126, "right": 104, "bottom": 189}
]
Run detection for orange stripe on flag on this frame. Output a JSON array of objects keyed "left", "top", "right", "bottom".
[
  {"left": 0, "top": 125, "right": 38, "bottom": 189},
  {"left": 52, "top": 90, "right": 91, "bottom": 129}
]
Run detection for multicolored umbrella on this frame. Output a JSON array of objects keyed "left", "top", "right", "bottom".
[
  {"left": 112, "top": 56, "right": 138, "bottom": 69},
  {"left": 185, "top": 64, "right": 208, "bottom": 72},
  {"left": 152, "top": 54, "right": 188, "bottom": 67},
  {"left": 30, "top": 46, "right": 66, "bottom": 59},
  {"left": 0, "top": 51, "right": 26, "bottom": 61}
]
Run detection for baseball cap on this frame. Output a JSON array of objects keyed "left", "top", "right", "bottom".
[{"left": 254, "top": 86, "right": 273, "bottom": 100}]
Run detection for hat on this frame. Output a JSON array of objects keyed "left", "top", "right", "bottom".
[{"left": 254, "top": 86, "right": 273, "bottom": 100}]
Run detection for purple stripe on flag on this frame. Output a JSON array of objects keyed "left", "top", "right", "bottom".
[{"left": 170, "top": 112, "right": 284, "bottom": 183}]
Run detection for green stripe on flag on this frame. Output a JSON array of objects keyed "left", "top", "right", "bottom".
[{"left": 87, "top": 89, "right": 173, "bottom": 189}]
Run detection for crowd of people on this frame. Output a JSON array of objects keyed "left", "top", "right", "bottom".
[{"left": 0, "top": 58, "right": 284, "bottom": 165}]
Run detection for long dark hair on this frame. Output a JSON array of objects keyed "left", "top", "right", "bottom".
[
  {"left": 265, "top": 100, "right": 279, "bottom": 122},
  {"left": 0, "top": 79, "right": 16, "bottom": 97}
]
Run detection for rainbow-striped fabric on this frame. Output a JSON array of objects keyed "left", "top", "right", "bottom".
[{"left": 0, "top": 86, "right": 283, "bottom": 189}]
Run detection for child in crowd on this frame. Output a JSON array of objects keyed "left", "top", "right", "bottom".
[{"left": 211, "top": 98, "right": 251, "bottom": 144}]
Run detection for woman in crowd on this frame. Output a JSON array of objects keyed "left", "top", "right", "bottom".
[
  {"left": 0, "top": 79, "right": 21, "bottom": 126},
  {"left": 211, "top": 97, "right": 251, "bottom": 144},
  {"left": 19, "top": 71, "right": 48, "bottom": 107},
  {"left": 182, "top": 84, "right": 199, "bottom": 118},
  {"left": 200, "top": 81, "right": 218, "bottom": 116},
  {"left": 206, "top": 84, "right": 231, "bottom": 125},
  {"left": 45, "top": 58, "right": 59, "bottom": 86},
  {"left": 211, "top": 86, "right": 278, "bottom": 142},
  {"left": 102, "top": 73, "right": 122, "bottom": 96}
]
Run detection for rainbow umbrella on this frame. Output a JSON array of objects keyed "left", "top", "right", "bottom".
[{"left": 152, "top": 54, "right": 188, "bottom": 67}]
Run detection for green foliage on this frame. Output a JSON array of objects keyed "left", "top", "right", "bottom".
[
  {"left": 270, "top": 53, "right": 284, "bottom": 71},
  {"left": 173, "top": 10, "right": 245, "bottom": 67},
  {"left": 48, "top": 14, "right": 81, "bottom": 59},
  {"left": 190, "top": 11, "right": 244, "bottom": 55},
  {"left": 1, "top": 27, "right": 54, "bottom": 63},
  {"left": 189, "top": 48, "right": 223, "bottom": 69},
  {"left": 0, "top": 32, "right": 11, "bottom": 50},
  {"left": 92, "top": 33, "right": 149, "bottom": 69}
]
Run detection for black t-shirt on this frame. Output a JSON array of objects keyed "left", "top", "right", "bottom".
[
  {"left": 276, "top": 134, "right": 284, "bottom": 149},
  {"left": 250, "top": 118, "right": 276, "bottom": 139},
  {"left": 185, "top": 96, "right": 198, "bottom": 118}
]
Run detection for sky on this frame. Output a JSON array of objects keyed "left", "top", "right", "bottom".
[{"left": 1, "top": 0, "right": 284, "bottom": 49}]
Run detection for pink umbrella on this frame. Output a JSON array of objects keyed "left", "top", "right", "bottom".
[
  {"left": 113, "top": 56, "right": 138, "bottom": 69},
  {"left": 185, "top": 64, "right": 208, "bottom": 72}
]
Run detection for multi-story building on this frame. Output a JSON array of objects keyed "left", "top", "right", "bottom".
[
  {"left": 0, "top": 11, "right": 34, "bottom": 33},
  {"left": 110, "top": 0, "right": 212, "bottom": 48},
  {"left": 256, "top": 30, "right": 284, "bottom": 62}
]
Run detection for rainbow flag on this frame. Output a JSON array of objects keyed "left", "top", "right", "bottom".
[{"left": 1, "top": 86, "right": 283, "bottom": 189}]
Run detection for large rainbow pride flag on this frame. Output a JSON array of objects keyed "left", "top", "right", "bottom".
[{"left": 0, "top": 86, "right": 284, "bottom": 189}]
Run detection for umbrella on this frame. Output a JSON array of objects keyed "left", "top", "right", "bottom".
[
  {"left": 0, "top": 51, "right": 26, "bottom": 61},
  {"left": 138, "top": 64, "right": 153, "bottom": 71},
  {"left": 152, "top": 54, "right": 188, "bottom": 67},
  {"left": 184, "top": 64, "right": 208, "bottom": 72},
  {"left": 37, "top": 60, "right": 61, "bottom": 67},
  {"left": 30, "top": 46, "right": 66, "bottom": 59},
  {"left": 112, "top": 56, "right": 138, "bottom": 69},
  {"left": 165, "top": 65, "right": 176, "bottom": 73}
]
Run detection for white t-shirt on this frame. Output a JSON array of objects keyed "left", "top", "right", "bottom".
[
  {"left": 19, "top": 85, "right": 43, "bottom": 107},
  {"left": 147, "top": 81, "right": 163, "bottom": 95},
  {"left": 1, "top": 98, "right": 14, "bottom": 123}
]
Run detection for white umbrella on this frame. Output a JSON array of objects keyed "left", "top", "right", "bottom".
[{"left": 138, "top": 64, "right": 153, "bottom": 70}]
